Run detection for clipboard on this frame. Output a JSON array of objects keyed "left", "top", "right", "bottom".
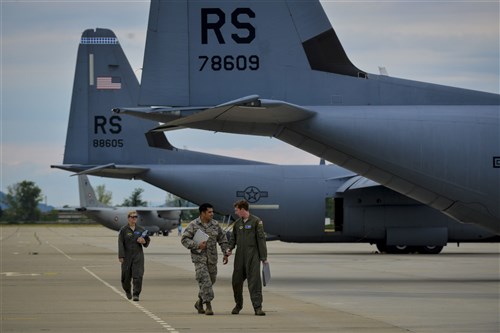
[
  {"left": 193, "top": 228, "right": 209, "bottom": 244},
  {"left": 262, "top": 262, "right": 271, "bottom": 286}
]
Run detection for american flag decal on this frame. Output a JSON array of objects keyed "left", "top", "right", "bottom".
[{"left": 96, "top": 77, "right": 121, "bottom": 90}]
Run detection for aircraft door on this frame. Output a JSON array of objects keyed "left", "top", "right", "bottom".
[
  {"left": 324, "top": 197, "right": 343, "bottom": 233},
  {"left": 324, "top": 177, "right": 348, "bottom": 233}
]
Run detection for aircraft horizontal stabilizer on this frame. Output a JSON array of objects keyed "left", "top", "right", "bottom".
[
  {"left": 112, "top": 96, "right": 263, "bottom": 123},
  {"left": 112, "top": 105, "right": 208, "bottom": 123},
  {"left": 148, "top": 96, "right": 316, "bottom": 133},
  {"left": 74, "top": 163, "right": 118, "bottom": 175},
  {"left": 51, "top": 164, "right": 149, "bottom": 180}
]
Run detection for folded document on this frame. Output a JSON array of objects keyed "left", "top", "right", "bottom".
[
  {"left": 262, "top": 262, "right": 271, "bottom": 286},
  {"left": 193, "top": 228, "right": 209, "bottom": 244}
]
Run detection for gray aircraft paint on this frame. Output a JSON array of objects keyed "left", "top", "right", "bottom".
[
  {"left": 132, "top": 0, "right": 500, "bottom": 234},
  {"left": 52, "top": 28, "right": 498, "bottom": 253},
  {"left": 76, "top": 174, "right": 191, "bottom": 234}
]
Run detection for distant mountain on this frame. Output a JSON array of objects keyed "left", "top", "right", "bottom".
[
  {"left": 38, "top": 203, "right": 55, "bottom": 213},
  {"left": 0, "top": 191, "right": 54, "bottom": 212}
]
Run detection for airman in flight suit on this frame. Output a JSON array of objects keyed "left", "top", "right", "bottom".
[
  {"left": 226, "top": 200, "right": 268, "bottom": 316},
  {"left": 118, "top": 211, "right": 150, "bottom": 302}
]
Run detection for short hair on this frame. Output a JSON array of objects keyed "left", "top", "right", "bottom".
[
  {"left": 127, "top": 210, "right": 137, "bottom": 218},
  {"left": 199, "top": 203, "right": 213, "bottom": 214},
  {"left": 233, "top": 200, "right": 249, "bottom": 211}
]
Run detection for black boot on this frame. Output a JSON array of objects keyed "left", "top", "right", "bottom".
[
  {"left": 254, "top": 307, "right": 266, "bottom": 316},
  {"left": 194, "top": 298, "right": 205, "bottom": 314},
  {"left": 231, "top": 304, "right": 242, "bottom": 314}
]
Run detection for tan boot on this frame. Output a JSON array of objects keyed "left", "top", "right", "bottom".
[
  {"left": 194, "top": 298, "right": 205, "bottom": 314},
  {"left": 205, "top": 302, "right": 214, "bottom": 315}
]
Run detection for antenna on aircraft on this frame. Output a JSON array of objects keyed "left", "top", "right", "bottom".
[{"left": 378, "top": 66, "right": 389, "bottom": 76}]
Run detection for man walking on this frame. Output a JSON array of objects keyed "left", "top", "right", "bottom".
[
  {"left": 226, "top": 200, "right": 268, "bottom": 316},
  {"left": 118, "top": 211, "right": 150, "bottom": 301},
  {"left": 181, "top": 203, "right": 229, "bottom": 315}
]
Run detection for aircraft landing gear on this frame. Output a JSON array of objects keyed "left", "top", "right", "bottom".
[
  {"left": 376, "top": 243, "right": 443, "bottom": 254},
  {"left": 415, "top": 245, "right": 443, "bottom": 254}
]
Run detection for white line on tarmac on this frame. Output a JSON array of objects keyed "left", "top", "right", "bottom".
[
  {"left": 48, "top": 243, "right": 74, "bottom": 260},
  {"left": 82, "top": 266, "right": 179, "bottom": 333}
]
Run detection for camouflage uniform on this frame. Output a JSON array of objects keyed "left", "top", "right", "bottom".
[
  {"left": 181, "top": 218, "right": 229, "bottom": 303},
  {"left": 228, "top": 214, "right": 267, "bottom": 310},
  {"left": 118, "top": 225, "right": 150, "bottom": 298}
]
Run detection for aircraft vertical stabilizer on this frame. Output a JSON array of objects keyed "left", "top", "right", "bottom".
[
  {"left": 63, "top": 28, "right": 156, "bottom": 165},
  {"left": 59, "top": 28, "right": 261, "bottom": 172},
  {"left": 78, "top": 175, "right": 107, "bottom": 208},
  {"left": 139, "top": 0, "right": 366, "bottom": 106},
  {"left": 138, "top": 0, "right": 497, "bottom": 107}
]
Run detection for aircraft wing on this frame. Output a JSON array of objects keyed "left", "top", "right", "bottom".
[
  {"left": 337, "top": 176, "right": 380, "bottom": 193},
  {"left": 51, "top": 163, "right": 149, "bottom": 180},
  {"left": 56, "top": 206, "right": 83, "bottom": 211}
]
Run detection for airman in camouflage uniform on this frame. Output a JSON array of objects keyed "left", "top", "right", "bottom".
[
  {"left": 226, "top": 200, "right": 268, "bottom": 316},
  {"left": 181, "top": 203, "right": 229, "bottom": 315}
]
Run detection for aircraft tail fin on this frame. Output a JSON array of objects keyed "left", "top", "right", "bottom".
[
  {"left": 61, "top": 28, "right": 259, "bottom": 168},
  {"left": 138, "top": 0, "right": 497, "bottom": 107},
  {"left": 63, "top": 28, "right": 160, "bottom": 165},
  {"left": 139, "top": 0, "right": 366, "bottom": 107},
  {"left": 78, "top": 175, "right": 107, "bottom": 208}
]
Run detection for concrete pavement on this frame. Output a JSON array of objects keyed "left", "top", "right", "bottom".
[{"left": 1, "top": 225, "right": 498, "bottom": 332}]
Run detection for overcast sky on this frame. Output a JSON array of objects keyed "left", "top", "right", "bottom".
[{"left": 1, "top": 0, "right": 499, "bottom": 207}]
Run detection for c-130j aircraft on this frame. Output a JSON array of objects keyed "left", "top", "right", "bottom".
[
  {"left": 115, "top": 0, "right": 500, "bottom": 235},
  {"left": 72, "top": 174, "right": 195, "bottom": 235},
  {"left": 52, "top": 28, "right": 498, "bottom": 254}
]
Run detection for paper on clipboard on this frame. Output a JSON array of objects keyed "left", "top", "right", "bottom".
[
  {"left": 193, "top": 228, "right": 209, "bottom": 244},
  {"left": 262, "top": 262, "right": 271, "bottom": 286}
]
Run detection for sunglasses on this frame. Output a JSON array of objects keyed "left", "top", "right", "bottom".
[{"left": 129, "top": 215, "right": 138, "bottom": 218}]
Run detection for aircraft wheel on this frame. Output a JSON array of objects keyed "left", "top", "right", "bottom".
[
  {"left": 385, "top": 245, "right": 411, "bottom": 254},
  {"left": 416, "top": 245, "right": 443, "bottom": 254},
  {"left": 162, "top": 230, "right": 169, "bottom": 236}
]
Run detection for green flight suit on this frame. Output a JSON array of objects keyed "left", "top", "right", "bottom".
[
  {"left": 118, "top": 225, "right": 150, "bottom": 297},
  {"left": 228, "top": 214, "right": 267, "bottom": 310}
]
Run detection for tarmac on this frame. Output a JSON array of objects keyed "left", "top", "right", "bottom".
[{"left": 1, "top": 225, "right": 498, "bottom": 333}]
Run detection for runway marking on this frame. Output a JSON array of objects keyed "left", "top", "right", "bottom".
[
  {"left": 0, "top": 272, "right": 40, "bottom": 277},
  {"left": 82, "top": 266, "right": 179, "bottom": 333},
  {"left": 48, "top": 243, "right": 74, "bottom": 260}
]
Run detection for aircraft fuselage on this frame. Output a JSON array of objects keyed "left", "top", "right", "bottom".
[{"left": 280, "top": 105, "right": 500, "bottom": 233}]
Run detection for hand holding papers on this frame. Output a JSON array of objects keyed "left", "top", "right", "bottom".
[
  {"left": 137, "top": 229, "right": 148, "bottom": 244},
  {"left": 193, "top": 229, "right": 208, "bottom": 253},
  {"left": 262, "top": 261, "right": 271, "bottom": 286},
  {"left": 193, "top": 228, "right": 209, "bottom": 245}
]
